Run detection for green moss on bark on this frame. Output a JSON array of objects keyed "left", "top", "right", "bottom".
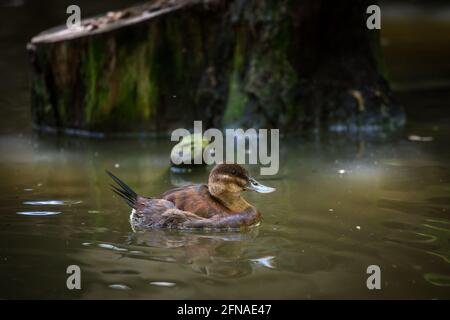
[{"left": 223, "top": 30, "right": 247, "bottom": 126}]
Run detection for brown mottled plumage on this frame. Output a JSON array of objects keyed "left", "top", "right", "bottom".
[{"left": 107, "top": 164, "right": 275, "bottom": 230}]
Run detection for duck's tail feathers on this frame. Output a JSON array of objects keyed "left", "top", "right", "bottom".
[{"left": 106, "top": 170, "right": 138, "bottom": 209}]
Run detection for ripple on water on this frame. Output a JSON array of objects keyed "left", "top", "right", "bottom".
[
  {"left": 250, "top": 256, "right": 276, "bottom": 269},
  {"left": 149, "top": 281, "right": 176, "bottom": 287},
  {"left": 108, "top": 284, "right": 131, "bottom": 290},
  {"left": 23, "top": 200, "right": 82, "bottom": 205},
  {"left": 203, "top": 261, "right": 253, "bottom": 278},
  {"left": 16, "top": 211, "right": 61, "bottom": 216},
  {"left": 423, "top": 219, "right": 450, "bottom": 233},
  {"left": 424, "top": 273, "right": 450, "bottom": 287},
  {"left": 98, "top": 243, "right": 128, "bottom": 252}
]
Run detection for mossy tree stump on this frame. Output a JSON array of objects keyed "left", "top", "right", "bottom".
[{"left": 28, "top": 0, "right": 404, "bottom": 137}]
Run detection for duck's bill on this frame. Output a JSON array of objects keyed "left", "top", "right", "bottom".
[{"left": 246, "top": 177, "right": 276, "bottom": 193}]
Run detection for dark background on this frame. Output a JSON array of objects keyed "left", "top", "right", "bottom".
[{"left": 1, "top": 0, "right": 449, "bottom": 135}]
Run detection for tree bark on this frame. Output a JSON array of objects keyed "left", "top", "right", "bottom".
[{"left": 28, "top": 0, "right": 405, "bottom": 137}]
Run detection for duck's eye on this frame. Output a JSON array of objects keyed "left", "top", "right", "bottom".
[{"left": 231, "top": 169, "right": 237, "bottom": 175}]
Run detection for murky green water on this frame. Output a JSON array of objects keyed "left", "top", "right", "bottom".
[
  {"left": 1, "top": 1, "right": 450, "bottom": 299},
  {"left": 1, "top": 128, "right": 450, "bottom": 299}
]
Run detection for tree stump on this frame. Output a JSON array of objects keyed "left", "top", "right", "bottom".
[{"left": 28, "top": 0, "right": 405, "bottom": 137}]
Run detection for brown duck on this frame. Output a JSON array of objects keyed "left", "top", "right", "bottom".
[{"left": 107, "top": 164, "right": 275, "bottom": 230}]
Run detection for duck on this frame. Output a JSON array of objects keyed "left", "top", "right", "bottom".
[{"left": 107, "top": 163, "right": 275, "bottom": 230}]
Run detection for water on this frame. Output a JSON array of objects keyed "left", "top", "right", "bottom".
[
  {"left": 1, "top": 128, "right": 449, "bottom": 299},
  {"left": 0, "top": 1, "right": 450, "bottom": 299}
]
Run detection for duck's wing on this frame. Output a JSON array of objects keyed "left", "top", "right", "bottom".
[
  {"left": 132, "top": 197, "right": 178, "bottom": 228},
  {"left": 134, "top": 197, "right": 211, "bottom": 229},
  {"left": 157, "top": 208, "right": 209, "bottom": 229},
  {"left": 106, "top": 171, "right": 213, "bottom": 229},
  {"left": 135, "top": 197, "right": 174, "bottom": 215},
  {"left": 134, "top": 196, "right": 256, "bottom": 230},
  {"left": 162, "top": 184, "right": 228, "bottom": 218}
]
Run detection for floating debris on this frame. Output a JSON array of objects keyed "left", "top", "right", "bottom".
[{"left": 356, "top": 225, "right": 361, "bottom": 230}]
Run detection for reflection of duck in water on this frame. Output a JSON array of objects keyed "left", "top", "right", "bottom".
[
  {"left": 107, "top": 164, "right": 275, "bottom": 230},
  {"left": 130, "top": 226, "right": 260, "bottom": 248},
  {"left": 128, "top": 227, "right": 261, "bottom": 278}
]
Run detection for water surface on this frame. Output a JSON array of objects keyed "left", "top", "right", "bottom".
[{"left": 1, "top": 127, "right": 449, "bottom": 299}]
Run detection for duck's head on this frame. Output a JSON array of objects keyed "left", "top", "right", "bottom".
[{"left": 208, "top": 164, "right": 275, "bottom": 197}]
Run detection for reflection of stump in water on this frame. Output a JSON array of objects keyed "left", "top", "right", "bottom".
[{"left": 129, "top": 228, "right": 259, "bottom": 278}]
